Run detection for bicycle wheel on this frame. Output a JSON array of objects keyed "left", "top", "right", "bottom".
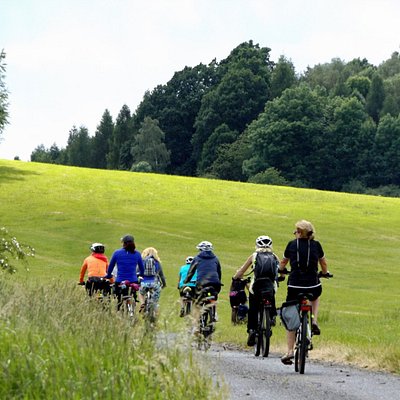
[
  {"left": 262, "top": 308, "right": 271, "bottom": 358},
  {"left": 254, "top": 308, "right": 263, "bottom": 357},
  {"left": 294, "top": 329, "right": 300, "bottom": 372},
  {"left": 185, "top": 300, "right": 192, "bottom": 316},
  {"left": 299, "top": 312, "right": 308, "bottom": 374},
  {"left": 231, "top": 307, "right": 238, "bottom": 324}
]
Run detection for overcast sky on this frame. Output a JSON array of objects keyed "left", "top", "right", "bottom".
[{"left": 1, "top": 0, "right": 399, "bottom": 161}]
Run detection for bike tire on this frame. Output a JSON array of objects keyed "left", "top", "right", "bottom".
[
  {"left": 254, "top": 308, "right": 263, "bottom": 357},
  {"left": 299, "top": 312, "right": 308, "bottom": 374},
  {"left": 262, "top": 308, "right": 271, "bottom": 358},
  {"left": 185, "top": 300, "right": 192, "bottom": 316},
  {"left": 231, "top": 307, "right": 238, "bottom": 324}
]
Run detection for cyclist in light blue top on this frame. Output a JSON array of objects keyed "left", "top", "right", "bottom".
[{"left": 177, "top": 256, "right": 197, "bottom": 316}]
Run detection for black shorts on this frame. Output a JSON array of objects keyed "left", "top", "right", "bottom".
[{"left": 286, "top": 285, "right": 322, "bottom": 302}]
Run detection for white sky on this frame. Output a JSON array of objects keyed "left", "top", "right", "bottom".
[{"left": 0, "top": 0, "right": 399, "bottom": 161}]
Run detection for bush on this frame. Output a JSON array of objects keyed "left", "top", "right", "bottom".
[
  {"left": 248, "top": 167, "right": 288, "bottom": 186},
  {"left": 131, "top": 161, "right": 153, "bottom": 173},
  {"left": 0, "top": 227, "right": 35, "bottom": 273}
]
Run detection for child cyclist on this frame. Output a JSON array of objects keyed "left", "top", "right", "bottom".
[
  {"left": 138, "top": 247, "right": 167, "bottom": 312},
  {"left": 233, "top": 235, "right": 279, "bottom": 346},
  {"left": 177, "top": 256, "right": 197, "bottom": 317}
]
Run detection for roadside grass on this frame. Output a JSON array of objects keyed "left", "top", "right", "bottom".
[
  {"left": 1, "top": 159, "right": 399, "bottom": 376},
  {"left": 0, "top": 275, "right": 227, "bottom": 399}
]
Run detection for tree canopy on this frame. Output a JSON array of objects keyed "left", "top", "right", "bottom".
[{"left": 28, "top": 44, "right": 400, "bottom": 196}]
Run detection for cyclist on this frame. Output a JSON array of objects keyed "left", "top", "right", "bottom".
[
  {"left": 105, "top": 235, "right": 144, "bottom": 310},
  {"left": 279, "top": 220, "right": 330, "bottom": 365},
  {"left": 233, "top": 235, "right": 279, "bottom": 346},
  {"left": 79, "top": 243, "right": 112, "bottom": 296},
  {"left": 177, "top": 256, "right": 197, "bottom": 317},
  {"left": 138, "top": 247, "right": 167, "bottom": 313},
  {"left": 184, "top": 241, "right": 222, "bottom": 318}
]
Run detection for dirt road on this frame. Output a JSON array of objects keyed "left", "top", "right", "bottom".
[{"left": 207, "top": 345, "right": 400, "bottom": 400}]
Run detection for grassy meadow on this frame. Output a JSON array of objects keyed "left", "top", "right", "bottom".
[{"left": 0, "top": 159, "right": 399, "bottom": 395}]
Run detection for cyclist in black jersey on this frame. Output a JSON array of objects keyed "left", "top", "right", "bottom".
[{"left": 279, "top": 220, "right": 330, "bottom": 365}]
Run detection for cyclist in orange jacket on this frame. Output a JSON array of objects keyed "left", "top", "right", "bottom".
[{"left": 79, "top": 243, "right": 112, "bottom": 296}]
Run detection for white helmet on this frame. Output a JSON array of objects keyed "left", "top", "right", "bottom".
[
  {"left": 90, "top": 243, "right": 105, "bottom": 253},
  {"left": 196, "top": 241, "right": 213, "bottom": 251},
  {"left": 255, "top": 235, "right": 272, "bottom": 248},
  {"left": 185, "top": 256, "right": 194, "bottom": 264}
]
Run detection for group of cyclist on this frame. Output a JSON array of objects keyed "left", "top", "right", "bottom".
[
  {"left": 79, "top": 234, "right": 166, "bottom": 313},
  {"left": 79, "top": 219, "right": 330, "bottom": 365},
  {"left": 233, "top": 219, "right": 331, "bottom": 365}
]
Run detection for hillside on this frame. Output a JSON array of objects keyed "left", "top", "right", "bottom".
[{"left": 1, "top": 159, "right": 399, "bottom": 373}]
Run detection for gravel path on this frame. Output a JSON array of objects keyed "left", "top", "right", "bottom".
[{"left": 206, "top": 344, "right": 400, "bottom": 400}]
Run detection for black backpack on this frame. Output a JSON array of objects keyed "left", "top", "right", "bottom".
[{"left": 253, "top": 252, "right": 277, "bottom": 281}]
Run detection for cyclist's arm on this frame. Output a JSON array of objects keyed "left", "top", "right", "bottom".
[
  {"left": 319, "top": 256, "right": 328, "bottom": 274},
  {"left": 157, "top": 263, "right": 167, "bottom": 288},
  {"left": 105, "top": 256, "right": 116, "bottom": 279},
  {"left": 184, "top": 261, "right": 197, "bottom": 284},
  {"left": 79, "top": 261, "right": 88, "bottom": 283},
  {"left": 279, "top": 257, "right": 290, "bottom": 273},
  {"left": 137, "top": 255, "right": 144, "bottom": 277},
  {"left": 233, "top": 254, "right": 252, "bottom": 279}
]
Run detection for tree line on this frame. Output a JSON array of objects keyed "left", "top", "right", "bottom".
[{"left": 30, "top": 41, "right": 400, "bottom": 196}]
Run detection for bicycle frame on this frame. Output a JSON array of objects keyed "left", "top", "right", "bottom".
[
  {"left": 197, "top": 289, "right": 217, "bottom": 350},
  {"left": 143, "top": 286, "right": 157, "bottom": 323},
  {"left": 255, "top": 295, "right": 273, "bottom": 357},
  {"left": 294, "top": 295, "right": 313, "bottom": 374},
  {"left": 182, "top": 286, "right": 193, "bottom": 316},
  {"left": 118, "top": 281, "right": 139, "bottom": 318}
]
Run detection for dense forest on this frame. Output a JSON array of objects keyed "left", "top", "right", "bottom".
[{"left": 30, "top": 41, "right": 400, "bottom": 196}]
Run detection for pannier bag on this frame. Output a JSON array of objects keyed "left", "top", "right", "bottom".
[{"left": 280, "top": 300, "right": 300, "bottom": 331}]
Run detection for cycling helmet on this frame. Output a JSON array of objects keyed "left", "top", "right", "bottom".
[
  {"left": 121, "top": 234, "right": 134, "bottom": 243},
  {"left": 90, "top": 243, "right": 105, "bottom": 253},
  {"left": 185, "top": 256, "right": 194, "bottom": 264},
  {"left": 255, "top": 235, "right": 272, "bottom": 248},
  {"left": 196, "top": 241, "right": 213, "bottom": 251}
]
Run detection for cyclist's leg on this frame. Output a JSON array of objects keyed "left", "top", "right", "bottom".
[
  {"left": 281, "top": 287, "right": 298, "bottom": 363},
  {"left": 247, "top": 292, "right": 258, "bottom": 345},
  {"left": 310, "top": 286, "right": 322, "bottom": 334}
]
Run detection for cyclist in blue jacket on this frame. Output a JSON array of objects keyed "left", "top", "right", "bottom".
[
  {"left": 105, "top": 234, "right": 144, "bottom": 309},
  {"left": 185, "top": 241, "right": 222, "bottom": 300}
]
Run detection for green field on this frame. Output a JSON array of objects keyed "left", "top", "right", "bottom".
[{"left": 0, "top": 159, "right": 399, "bottom": 396}]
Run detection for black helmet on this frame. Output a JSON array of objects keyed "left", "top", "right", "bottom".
[
  {"left": 90, "top": 243, "right": 105, "bottom": 254},
  {"left": 121, "top": 234, "right": 134, "bottom": 243}
]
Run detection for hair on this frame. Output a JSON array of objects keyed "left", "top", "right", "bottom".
[
  {"left": 123, "top": 241, "right": 136, "bottom": 253},
  {"left": 295, "top": 220, "right": 315, "bottom": 240},
  {"left": 141, "top": 247, "right": 161, "bottom": 262}
]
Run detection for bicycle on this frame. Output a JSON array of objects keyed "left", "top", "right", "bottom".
[
  {"left": 196, "top": 286, "right": 218, "bottom": 351},
  {"left": 79, "top": 277, "right": 112, "bottom": 302},
  {"left": 254, "top": 288, "right": 275, "bottom": 357},
  {"left": 293, "top": 271, "right": 333, "bottom": 374},
  {"left": 229, "top": 277, "right": 250, "bottom": 325},
  {"left": 142, "top": 284, "right": 159, "bottom": 324},
  {"left": 182, "top": 286, "right": 194, "bottom": 316},
  {"left": 117, "top": 280, "right": 140, "bottom": 318}
]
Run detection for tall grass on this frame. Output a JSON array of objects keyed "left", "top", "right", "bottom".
[
  {"left": 0, "top": 275, "right": 226, "bottom": 399},
  {"left": 1, "top": 159, "right": 400, "bottom": 375}
]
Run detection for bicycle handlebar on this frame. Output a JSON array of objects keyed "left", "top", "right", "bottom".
[{"left": 318, "top": 271, "right": 333, "bottom": 278}]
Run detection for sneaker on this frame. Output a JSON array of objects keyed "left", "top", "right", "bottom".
[
  {"left": 312, "top": 322, "right": 321, "bottom": 335},
  {"left": 179, "top": 307, "right": 185, "bottom": 317},
  {"left": 247, "top": 330, "right": 256, "bottom": 346},
  {"left": 281, "top": 353, "right": 294, "bottom": 365}
]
